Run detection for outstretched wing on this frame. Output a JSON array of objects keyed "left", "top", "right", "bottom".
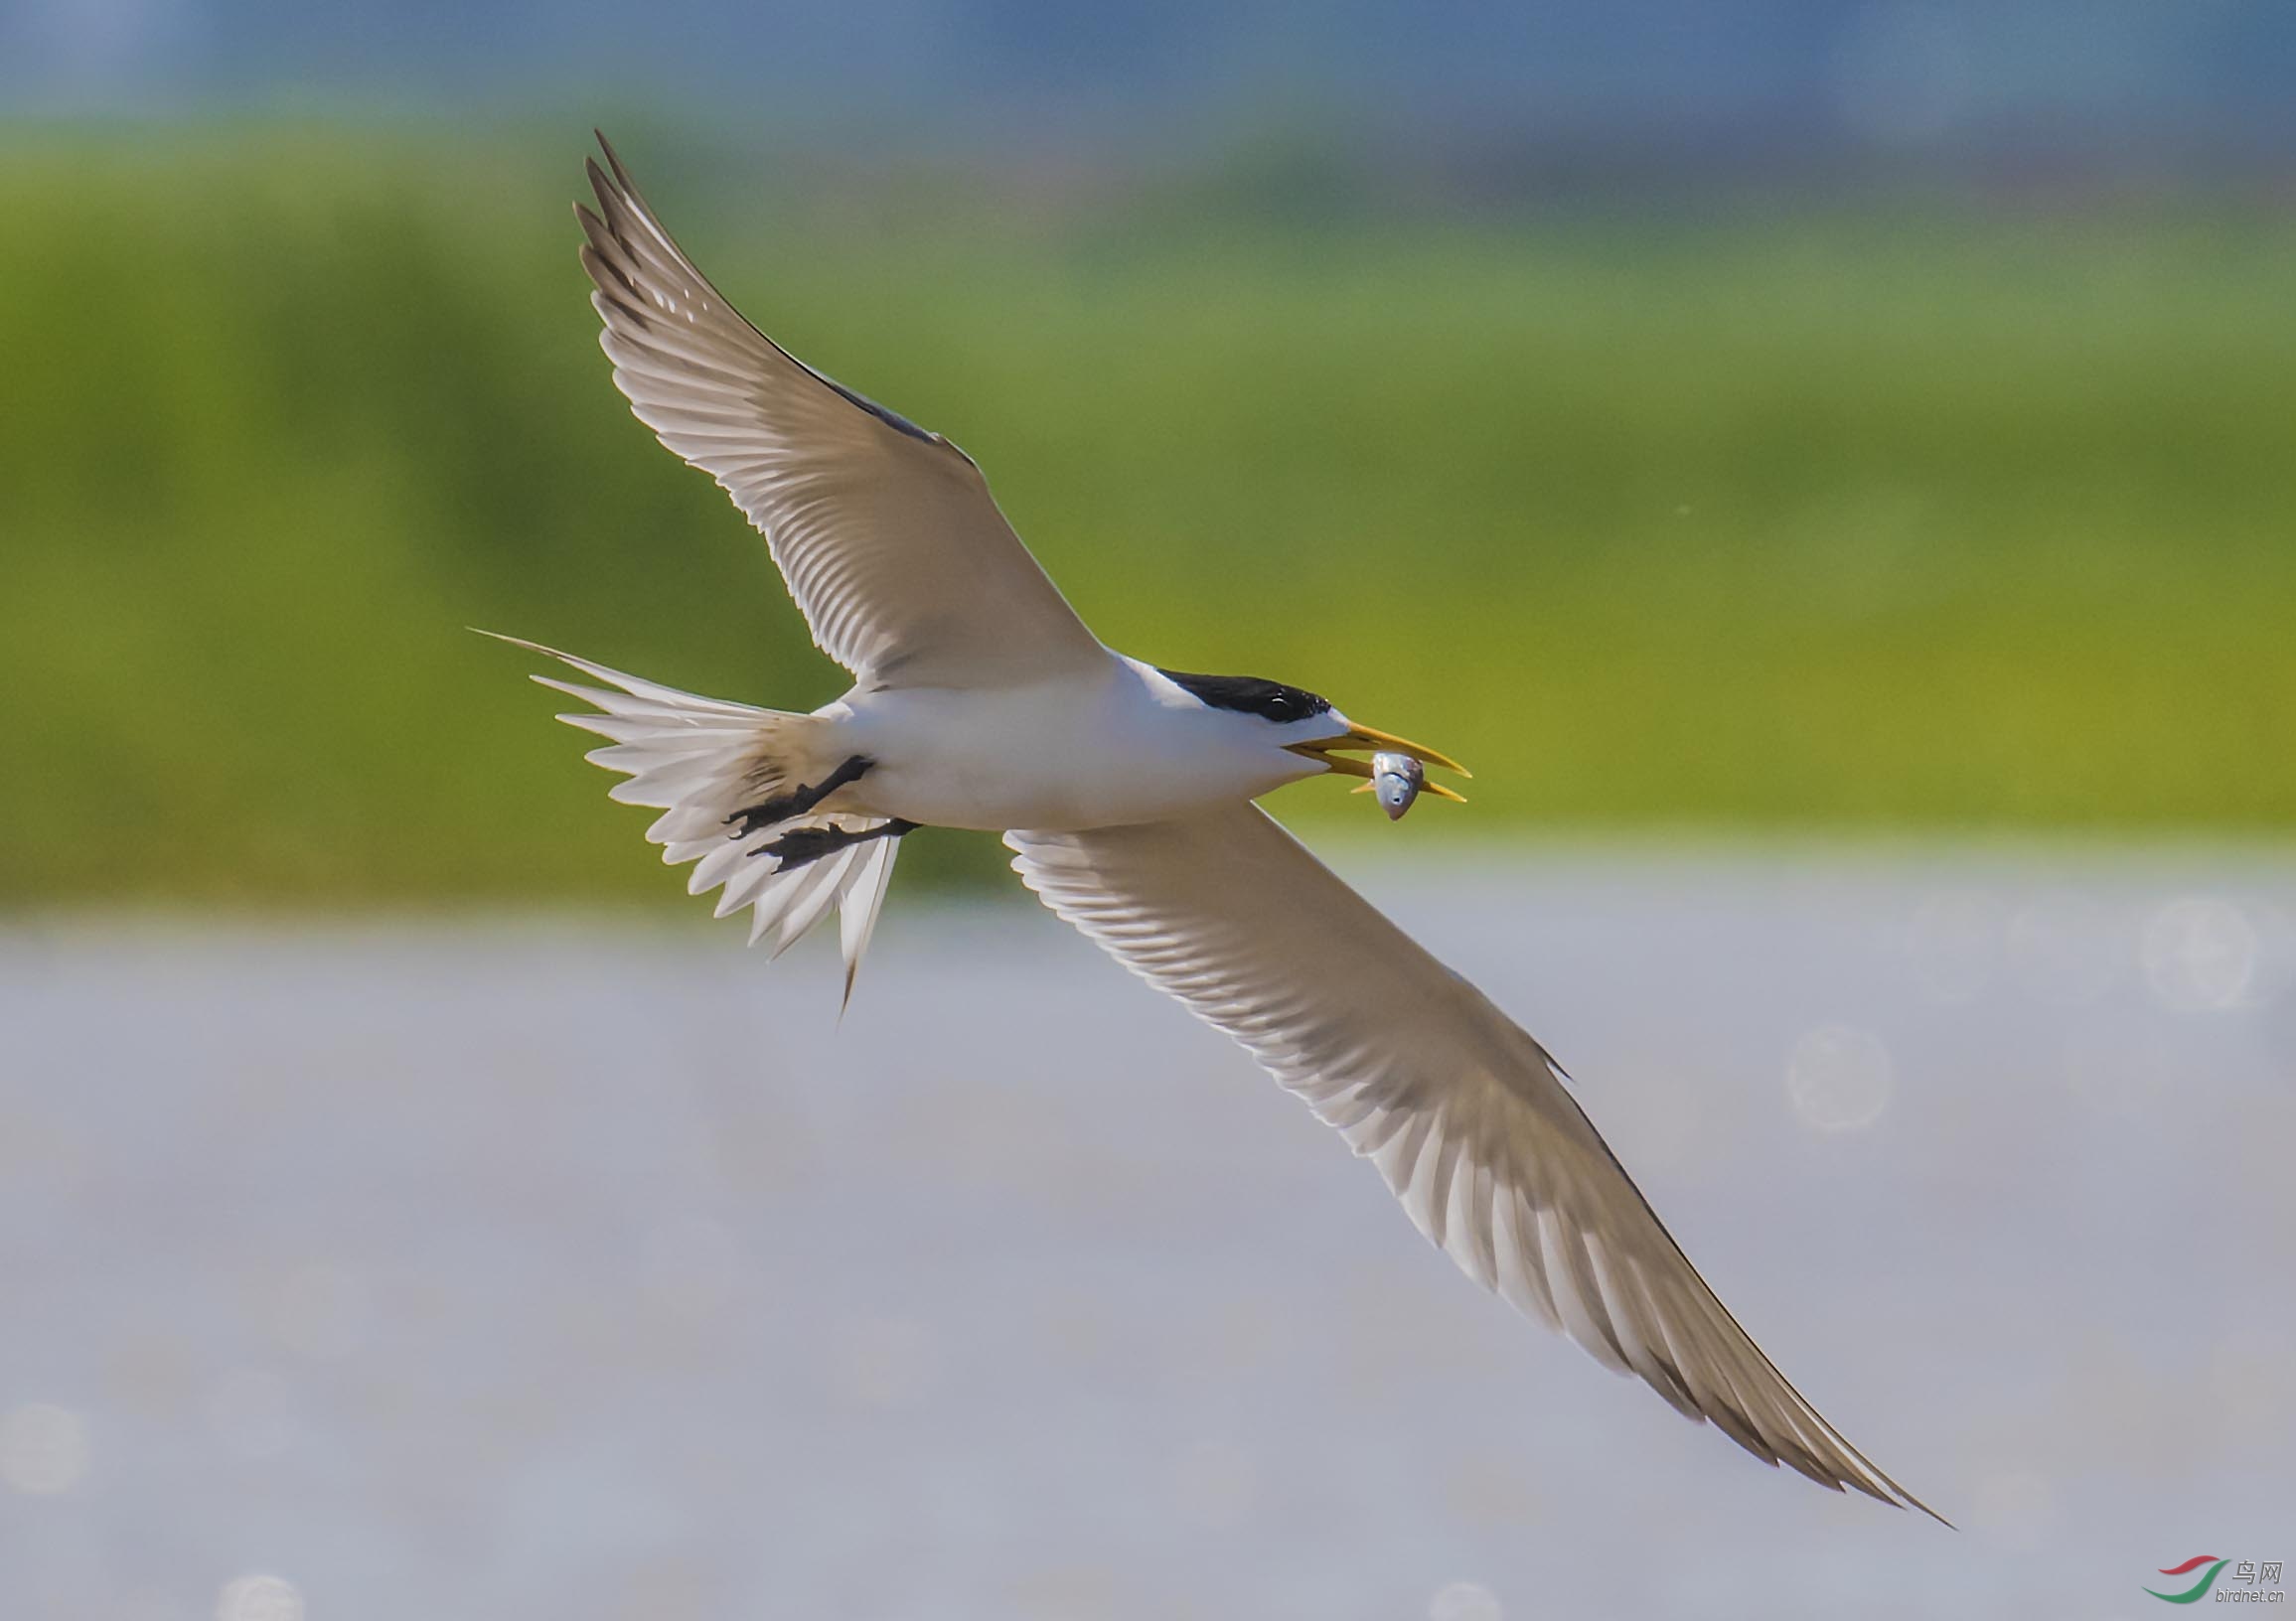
[
  {"left": 577, "top": 134, "right": 1105, "bottom": 688},
  {"left": 1008, "top": 804, "right": 1940, "bottom": 1520}
]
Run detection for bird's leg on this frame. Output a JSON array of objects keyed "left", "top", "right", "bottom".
[
  {"left": 725, "top": 754, "right": 874, "bottom": 839},
  {"left": 755, "top": 818, "right": 919, "bottom": 871}
]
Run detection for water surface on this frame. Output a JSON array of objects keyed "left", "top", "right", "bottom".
[{"left": 4, "top": 852, "right": 2292, "bottom": 1618}]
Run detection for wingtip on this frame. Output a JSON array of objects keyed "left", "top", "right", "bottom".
[
  {"left": 1906, "top": 1492, "right": 1956, "bottom": 1530},
  {"left": 593, "top": 129, "right": 635, "bottom": 192},
  {"left": 471, "top": 628, "right": 555, "bottom": 657},
  {"left": 472, "top": 631, "right": 607, "bottom": 688},
  {"left": 1850, "top": 1464, "right": 1951, "bottom": 1528}
]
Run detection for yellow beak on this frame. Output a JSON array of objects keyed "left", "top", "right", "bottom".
[{"left": 1285, "top": 723, "right": 1471, "bottom": 802}]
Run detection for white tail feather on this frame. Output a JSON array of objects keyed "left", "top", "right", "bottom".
[
  {"left": 838, "top": 834, "right": 900, "bottom": 1009},
  {"left": 484, "top": 634, "right": 902, "bottom": 990}
]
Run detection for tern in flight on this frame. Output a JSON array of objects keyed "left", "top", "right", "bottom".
[{"left": 499, "top": 134, "right": 1938, "bottom": 1521}]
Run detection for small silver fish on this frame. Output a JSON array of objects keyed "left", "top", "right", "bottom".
[{"left": 1369, "top": 751, "right": 1425, "bottom": 821}]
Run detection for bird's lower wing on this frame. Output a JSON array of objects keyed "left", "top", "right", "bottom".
[
  {"left": 578, "top": 136, "right": 1105, "bottom": 688},
  {"left": 1006, "top": 805, "right": 1939, "bottom": 1519}
]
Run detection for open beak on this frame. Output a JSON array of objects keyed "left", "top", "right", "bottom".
[{"left": 1286, "top": 723, "right": 1471, "bottom": 803}]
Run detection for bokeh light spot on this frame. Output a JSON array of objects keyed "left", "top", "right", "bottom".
[
  {"left": 1428, "top": 1579, "right": 1503, "bottom": 1621},
  {"left": 2142, "top": 896, "right": 2259, "bottom": 1012},
  {"left": 0, "top": 1401, "right": 90, "bottom": 1496},
  {"left": 1786, "top": 1024, "right": 1894, "bottom": 1134},
  {"left": 215, "top": 1573, "right": 302, "bottom": 1621}
]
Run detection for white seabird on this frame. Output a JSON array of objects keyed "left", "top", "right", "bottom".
[{"left": 497, "top": 134, "right": 1941, "bottom": 1521}]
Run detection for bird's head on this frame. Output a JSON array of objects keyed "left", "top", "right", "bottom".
[{"left": 1152, "top": 667, "right": 1469, "bottom": 804}]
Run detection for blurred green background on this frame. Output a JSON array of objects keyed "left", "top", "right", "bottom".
[{"left": 5, "top": 111, "right": 2293, "bottom": 908}]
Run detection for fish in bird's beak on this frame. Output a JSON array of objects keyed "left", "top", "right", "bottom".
[
  {"left": 1286, "top": 721, "right": 1469, "bottom": 804},
  {"left": 1366, "top": 751, "right": 1425, "bottom": 819}
]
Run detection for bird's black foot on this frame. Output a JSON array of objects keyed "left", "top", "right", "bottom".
[
  {"left": 725, "top": 754, "right": 874, "bottom": 839},
  {"left": 755, "top": 817, "right": 919, "bottom": 871}
]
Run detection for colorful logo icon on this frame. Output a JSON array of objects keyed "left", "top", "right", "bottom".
[{"left": 2147, "top": 1555, "right": 2229, "bottom": 1604}]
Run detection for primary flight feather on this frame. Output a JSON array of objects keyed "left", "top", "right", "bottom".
[{"left": 496, "top": 133, "right": 1940, "bottom": 1521}]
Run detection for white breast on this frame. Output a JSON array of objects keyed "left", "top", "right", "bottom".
[{"left": 829, "top": 654, "right": 1320, "bottom": 832}]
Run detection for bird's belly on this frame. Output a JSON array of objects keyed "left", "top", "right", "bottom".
[
  {"left": 860, "top": 740, "right": 1252, "bottom": 831},
  {"left": 835, "top": 682, "right": 1301, "bottom": 832}
]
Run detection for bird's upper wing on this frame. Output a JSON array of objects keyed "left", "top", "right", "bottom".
[
  {"left": 1007, "top": 804, "right": 1939, "bottom": 1519},
  {"left": 576, "top": 136, "right": 1105, "bottom": 688}
]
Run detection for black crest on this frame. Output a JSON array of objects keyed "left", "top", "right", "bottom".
[{"left": 1156, "top": 668, "right": 1332, "bottom": 724}]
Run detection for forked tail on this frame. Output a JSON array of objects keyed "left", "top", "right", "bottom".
[{"left": 483, "top": 634, "right": 902, "bottom": 1002}]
